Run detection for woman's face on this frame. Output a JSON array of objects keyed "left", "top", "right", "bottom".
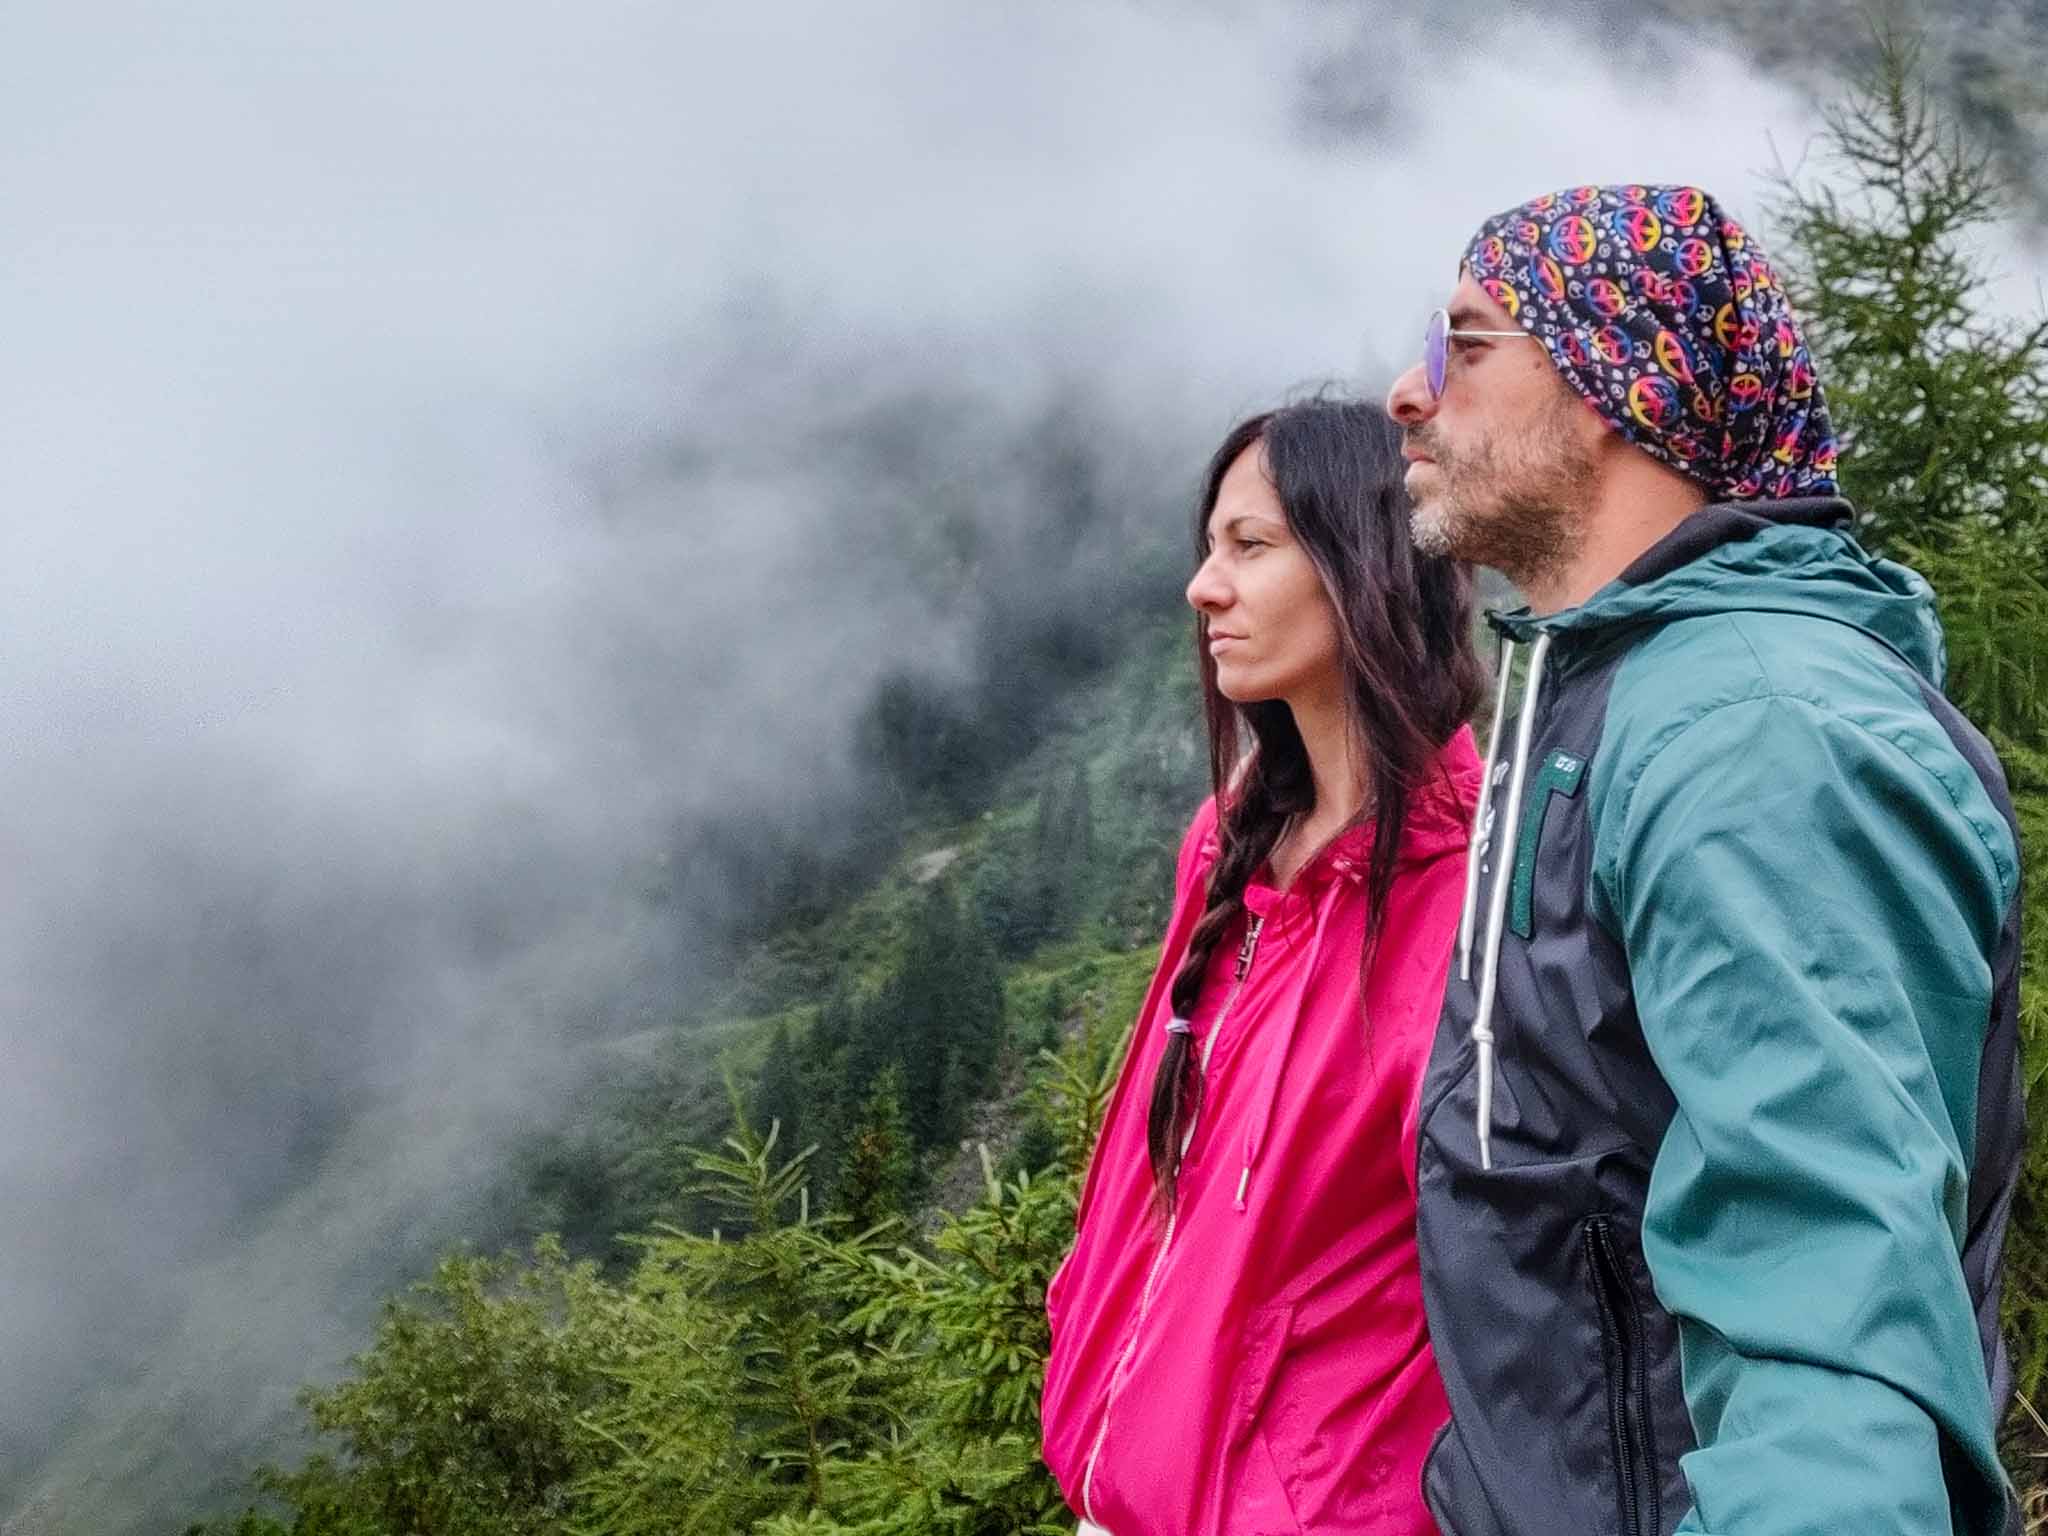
[{"left": 1185, "top": 442, "right": 1343, "bottom": 708}]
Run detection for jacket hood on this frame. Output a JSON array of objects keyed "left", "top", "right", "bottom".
[{"left": 1490, "top": 497, "right": 1948, "bottom": 686}]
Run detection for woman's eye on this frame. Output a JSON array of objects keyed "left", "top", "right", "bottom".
[{"left": 1236, "top": 538, "right": 1266, "bottom": 553}]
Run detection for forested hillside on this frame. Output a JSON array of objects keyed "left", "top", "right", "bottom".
[
  {"left": 506, "top": 615, "right": 1204, "bottom": 1274},
  {"left": 173, "top": 608, "right": 1207, "bottom": 1536}
]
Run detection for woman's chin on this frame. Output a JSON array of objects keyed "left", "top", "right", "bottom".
[{"left": 1215, "top": 673, "right": 1277, "bottom": 706}]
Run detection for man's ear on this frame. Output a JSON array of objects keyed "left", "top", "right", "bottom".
[{"left": 1576, "top": 393, "right": 1622, "bottom": 459}]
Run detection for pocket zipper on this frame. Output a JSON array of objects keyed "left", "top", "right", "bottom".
[{"left": 1585, "top": 1216, "right": 1659, "bottom": 1536}]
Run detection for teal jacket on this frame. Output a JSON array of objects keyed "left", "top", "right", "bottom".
[{"left": 1415, "top": 499, "right": 2025, "bottom": 1536}]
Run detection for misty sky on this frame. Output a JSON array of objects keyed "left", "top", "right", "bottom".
[{"left": 2, "top": 2, "right": 2038, "bottom": 1528}]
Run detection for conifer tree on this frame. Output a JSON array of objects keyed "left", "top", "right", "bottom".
[
  {"left": 753, "top": 1016, "right": 808, "bottom": 1161},
  {"left": 836, "top": 1063, "right": 918, "bottom": 1234},
  {"left": 1058, "top": 759, "right": 1094, "bottom": 890},
  {"left": 1773, "top": 29, "right": 2048, "bottom": 561},
  {"left": 579, "top": 1122, "right": 902, "bottom": 1535},
  {"left": 1036, "top": 757, "right": 1096, "bottom": 938},
  {"left": 800, "top": 986, "right": 860, "bottom": 1197},
  {"left": 970, "top": 833, "right": 1044, "bottom": 960},
  {"left": 870, "top": 882, "right": 1006, "bottom": 1148},
  {"left": 754, "top": 994, "right": 1127, "bottom": 1536}
]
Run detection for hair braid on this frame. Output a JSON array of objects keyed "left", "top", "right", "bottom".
[{"left": 1145, "top": 748, "right": 1297, "bottom": 1216}]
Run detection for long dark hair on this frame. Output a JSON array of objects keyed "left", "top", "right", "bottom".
[{"left": 1146, "top": 396, "right": 1485, "bottom": 1214}]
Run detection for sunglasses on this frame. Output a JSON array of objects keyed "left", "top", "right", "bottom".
[{"left": 1423, "top": 307, "right": 1538, "bottom": 399}]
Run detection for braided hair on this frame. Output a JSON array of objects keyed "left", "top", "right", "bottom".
[{"left": 1147, "top": 398, "right": 1485, "bottom": 1215}]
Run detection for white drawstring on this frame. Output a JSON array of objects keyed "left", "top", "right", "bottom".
[
  {"left": 1469, "top": 630, "right": 1552, "bottom": 1171},
  {"left": 1458, "top": 636, "right": 1516, "bottom": 984}
]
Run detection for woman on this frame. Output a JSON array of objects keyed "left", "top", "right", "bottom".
[{"left": 1040, "top": 397, "right": 1485, "bottom": 1534}]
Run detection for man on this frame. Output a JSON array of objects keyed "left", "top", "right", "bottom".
[{"left": 1386, "top": 183, "right": 2024, "bottom": 1536}]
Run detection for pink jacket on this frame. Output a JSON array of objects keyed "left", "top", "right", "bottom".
[{"left": 1042, "top": 728, "right": 1481, "bottom": 1535}]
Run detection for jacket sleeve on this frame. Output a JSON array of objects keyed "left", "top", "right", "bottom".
[{"left": 1594, "top": 691, "right": 2017, "bottom": 1536}]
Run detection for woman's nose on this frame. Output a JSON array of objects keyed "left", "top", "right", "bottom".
[{"left": 1186, "top": 555, "right": 1230, "bottom": 613}]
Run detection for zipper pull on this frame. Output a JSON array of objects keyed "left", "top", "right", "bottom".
[{"left": 1235, "top": 916, "right": 1264, "bottom": 981}]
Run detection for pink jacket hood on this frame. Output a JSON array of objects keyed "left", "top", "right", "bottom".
[{"left": 1042, "top": 727, "right": 1481, "bottom": 1535}]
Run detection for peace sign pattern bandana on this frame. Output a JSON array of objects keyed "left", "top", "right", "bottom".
[{"left": 1463, "top": 184, "right": 1838, "bottom": 500}]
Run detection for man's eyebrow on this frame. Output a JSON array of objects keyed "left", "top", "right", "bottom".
[{"left": 1446, "top": 303, "right": 1492, "bottom": 330}]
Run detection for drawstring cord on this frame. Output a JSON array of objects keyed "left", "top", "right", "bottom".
[
  {"left": 1469, "top": 630, "right": 1552, "bottom": 1171},
  {"left": 1458, "top": 636, "right": 1517, "bottom": 984}
]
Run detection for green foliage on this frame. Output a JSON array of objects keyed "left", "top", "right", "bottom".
[
  {"left": 576, "top": 1125, "right": 905, "bottom": 1535},
  {"left": 184, "top": 1507, "right": 297, "bottom": 1536},
  {"left": 858, "top": 673, "right": 986, "bottom": 820},
  {"left": 1025, "top": 1000, "right": 1132, "bottom": 1189},
  {"left": 1091, "top": 623, "right": 1205, "bottom": 942},
  {"left": 753, "top": 1019, "right": 1123, "bottom": 1536},
  {"left": 999, "top": 1114, "right": 1062, "bottom": 1185},
  {"left": 1900, "top": 526, "right": 2048, "bottom": 749},
  {"left": 1773, "top": 28, "right": 2048, "bottom": 561},
  {"left": 972, "top": 758, "right": 1096, "bottom": 960},
  {"left": 965, "top": 621, "right": 1201, "bottom": 965},
  {"left": 514, "top": 1025, "right": 749, "bottom": 1270},
  {"left": 193, "top": 1238, "right": 638, "bottom": 1536},
  {"left": 787, "top": 1157, "right": 1077, "bottom": 1536},
  {"left": 755, "top": 1019, "right": 810, "bottom": 1163},
  {"left": 1030, "top": 758, "right": 1096, "bottom": 945},
  {"left": 203, "top": 1020, "right": 1124, "bottom": 1536},
  {"left": 832, "top": 882, "right": 1007, "bottom": 1155},
  {"left": 835, "top": 1067, "right": 919, "bottom": 1234}
]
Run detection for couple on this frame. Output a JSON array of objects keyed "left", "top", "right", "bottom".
[{"left": 1040, "top": 183, "right": 2026, "bottom": 1536}]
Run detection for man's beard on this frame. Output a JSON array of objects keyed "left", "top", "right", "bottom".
[{"left": 1409, "top": 399, "right": 1594, "bottom": 593}]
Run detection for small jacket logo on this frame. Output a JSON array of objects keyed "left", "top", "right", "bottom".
[{"left": 1509, "top": 748, "right": 1588, "bottom": 938}]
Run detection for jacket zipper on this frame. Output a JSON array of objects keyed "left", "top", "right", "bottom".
[
  {"left": 1080, "top": 914, "right": 1265, "bottom": 1524},
  {"left": 1585, "top": 1216, "right": 1658, "bottom": 1536}
]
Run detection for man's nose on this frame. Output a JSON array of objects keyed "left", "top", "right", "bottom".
[{"left": 1387, "top": 361, "right": 1437, "bottom": 428}]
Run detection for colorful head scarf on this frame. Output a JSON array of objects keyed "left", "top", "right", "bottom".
[{"left": 1463, "top": 183, "right": 1838, "bottom": 500}]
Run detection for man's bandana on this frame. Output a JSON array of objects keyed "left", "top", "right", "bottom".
[{"left": 1463, "top": 184, "right": 1838, "bottom": 500}]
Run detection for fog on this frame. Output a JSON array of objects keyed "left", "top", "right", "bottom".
[{"left": 0, "top": 2, "right": 2028, "bottom": 1528}]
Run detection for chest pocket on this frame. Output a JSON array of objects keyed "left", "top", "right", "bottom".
[{"left": 1509, "top": 748, "right": 1586, "bottom": 939}]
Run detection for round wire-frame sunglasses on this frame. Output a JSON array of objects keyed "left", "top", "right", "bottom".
[{"left": 1423, "top": 306, "right": 1537, "bottom": 399}]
